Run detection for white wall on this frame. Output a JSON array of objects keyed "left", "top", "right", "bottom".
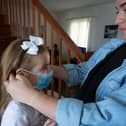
[{"left": 55, "top": 2, "right": 118, "bottom": 51}]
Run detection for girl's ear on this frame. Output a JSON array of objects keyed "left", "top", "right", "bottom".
[
  {"left": 16, "top": 68, "right": 30, "bottom": 78},
  {"left": 16, "top": 68, "right": 37, "bottom": 86}
]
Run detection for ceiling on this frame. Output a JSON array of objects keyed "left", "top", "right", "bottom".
[{"left": 40, "top": 0, "right": 115, "bottom": 12}]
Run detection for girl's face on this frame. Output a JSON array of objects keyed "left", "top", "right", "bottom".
[
  {"left": 115, "top": 0, "right": 126, "bottom": 39},
  {"left": 18, "top": 51, "right": 51, "bottom": 86},
  {"left": 31, "top": 51, "right": 50, "bottom": 75}
]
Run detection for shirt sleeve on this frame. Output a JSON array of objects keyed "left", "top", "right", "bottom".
[
  {"left": 1, "top": 102, "right": 30, "bottom": 126},
  {"left": 56, "top": 84, "right": 126, "bottom": 126},
  {"left": 63, "top": 62, "right": 89, "bottom": 87}
]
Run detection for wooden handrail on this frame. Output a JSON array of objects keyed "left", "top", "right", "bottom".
[
  {"left": 32, "top": 0, "right": 84, "bottom": 61},
  {"left": 0, "top": 0, "right": 85, "bottom": 97},
  {"left": 44, "top": 18, "right": 47, "bottom": 46}
]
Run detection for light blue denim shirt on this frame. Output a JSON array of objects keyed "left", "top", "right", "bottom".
[{"left": 56, "top": 38, "right": 126, "bottom": 126}]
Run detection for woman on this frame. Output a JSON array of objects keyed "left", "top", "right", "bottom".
[{"left": 4, "top": 0, "right": 126, "bottom": 125}]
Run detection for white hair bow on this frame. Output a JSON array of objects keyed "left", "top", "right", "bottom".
[{"left": 21, "top": 35, "right": 44, "bottom": 55}]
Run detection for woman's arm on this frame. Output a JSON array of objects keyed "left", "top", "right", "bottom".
[
  {"left": 5, "top": 75, "right": 126, "bottom": 126},
  {"left": 56, "top": 85, "right": 126, "bottom": 126},
  {"left": 4, "top": 74, "right": 57, "bottom": 120},
  {"left": 28, "top": 89, "right": 57, "bottom": 120},
  {"left": 50, "top": 63, "right": 88, "bottom": 87}
]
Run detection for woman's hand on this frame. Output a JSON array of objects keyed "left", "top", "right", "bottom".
[
  {"left": 4, "top": 74, "right": 33, "bottom": 103},
  {"left": 44, "top": 118, "right": 57, "bottom": 126},
  {"left": 5, "top": 74, "right": 58, "bottom": 120}
]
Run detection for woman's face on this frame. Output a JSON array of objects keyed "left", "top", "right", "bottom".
[{"left": 115, "top": 0, "right": 126, "bottom": 39}]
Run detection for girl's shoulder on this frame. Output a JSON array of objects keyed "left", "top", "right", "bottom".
[
  {"left": 6, "top": 100, "right": 34, "bottom": 114},
  {"left": 1, "top": 100, "right": 42, "bottom": 126}
]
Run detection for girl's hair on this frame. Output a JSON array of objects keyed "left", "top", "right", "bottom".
[{"left": 0, "top": 39, "right": 48, "bottom": 116}]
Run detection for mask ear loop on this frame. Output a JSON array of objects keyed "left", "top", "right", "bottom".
[
  {"left": 19, "top": 69, "right": 40, "bottom": 84},
  {"left": 20, "top": 69, "right": 36, "bottom": 75}
]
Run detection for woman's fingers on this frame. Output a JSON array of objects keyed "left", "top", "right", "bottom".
[
  {"left": 9, "top": 74, "right": 15, "bottom": 81},
  {"left": 4, "top": 73, "right": 33, "bottom": 103},
  {"left": 16, "top": 74, "right": 26, "bottom": 80},
  {"left": 4, "top": 80, "right": 9, "bottom": 89},
  {"left": 44, "top": 119, "right": 57, "bottom": 126},
  {"left": 17, "top": 70, "right": 31, "bottom": 79},
  {"left": 4, "top": 75, "right": 15, "bottom": 92},
  {"left": 43, "top": 119, "right": 51, "bottom": 125}
]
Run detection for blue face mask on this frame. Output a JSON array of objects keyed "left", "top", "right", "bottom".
[{"left": 34, "top": 70, "right": 53, "bottom": 90}]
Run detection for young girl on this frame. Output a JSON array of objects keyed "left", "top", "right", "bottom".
[{"left": 0, "top": 35, "right": 54, "bottom": 126}]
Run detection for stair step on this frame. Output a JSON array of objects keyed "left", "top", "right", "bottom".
[
  {"left": 0, "top": 36, "right": 17, "bottom": 56},
  {"left": 0, "top": 36, "right": 17, "bottom": 41},
  {"left": 0, "top": 25, "right": 11, "bottom": 36},
  {"left": 0, "top": 15, "right": 8, "bottom": 25}
]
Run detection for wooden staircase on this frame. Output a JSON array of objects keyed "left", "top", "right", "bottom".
[
  {"left": 0, "top": 15, "right": 17, "bottom": 57},
  {"left": 0, "top": 0, "right": 85, "bottom": 97}
]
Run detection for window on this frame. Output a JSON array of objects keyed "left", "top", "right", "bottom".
[{"left": 68, "top": 18, "right": 91, "bottom": 48}]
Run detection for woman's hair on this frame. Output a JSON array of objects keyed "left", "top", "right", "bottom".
[{"left": 0, "top": 39, "right": 48, "bottom": 116}]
